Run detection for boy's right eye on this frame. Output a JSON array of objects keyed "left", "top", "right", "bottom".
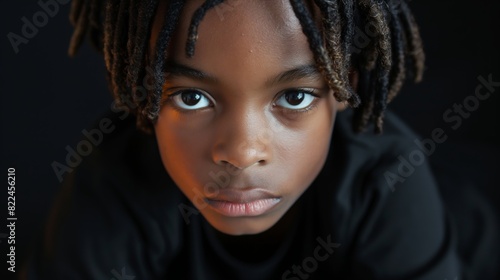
[{"left": 169, "top": 89, "right": 213, "bottom": 110}]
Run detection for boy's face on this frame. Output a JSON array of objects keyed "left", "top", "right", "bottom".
[{"left": 151, "top": 0, "right": 341, "bottom": 235}]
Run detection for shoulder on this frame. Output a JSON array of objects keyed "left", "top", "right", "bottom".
[
  {"left": 67, "top": 111, "right": 185, "bottom": 234},
  {"left": 331, "top": 109, "right": 435, "bottom": 193},
  {"left": 322, "top": 108, "right": 434, "bottom": 201},
  {"left": 24, "top": 111, "right": 185, "bottom": 278},
  {"left": 317, "top": 109, "right": 461, "bottom": 279}
]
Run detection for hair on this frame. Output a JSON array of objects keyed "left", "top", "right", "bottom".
[{"left": 68, "top": 0, "right": 424, "bottom": 133}]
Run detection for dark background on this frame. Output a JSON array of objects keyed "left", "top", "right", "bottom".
[{"left": 1, "top": 0, "right": 499, "bottom": 279}]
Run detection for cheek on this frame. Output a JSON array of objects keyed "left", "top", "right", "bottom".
[
  {"left": 272, "top": 101, "right": 337, "bottom": 193},
  {"left": 154, "top": 113, "right": 214, "bottom": 191}
]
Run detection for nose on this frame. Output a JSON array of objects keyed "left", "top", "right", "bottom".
[{"left": 211, "top": 108, "right": 272, "bottom": 170}]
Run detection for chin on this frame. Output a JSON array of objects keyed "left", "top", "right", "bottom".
[{"left": 202, "top": 211, "right": 281, "bottom": 236}]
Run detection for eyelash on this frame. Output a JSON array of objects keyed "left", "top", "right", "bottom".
[
  {"left": 273, "top": 88, "right": 320, "bottom": 115},
  {"left": 163, "top": 88, "right": 321, "bottom": 115},
  {"left": 163, "top": 88, "right": 213, "bottom": 115}
]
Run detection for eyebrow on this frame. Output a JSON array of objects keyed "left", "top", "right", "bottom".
[
  {"left": 163, "top": 61, "right": 322, "bottom": 86},
  {"left": 266, "top": 64, "right": 322, "bottom": 86},
  {"left": 164, "top": 62, "right": 219, "bottom": 83}
]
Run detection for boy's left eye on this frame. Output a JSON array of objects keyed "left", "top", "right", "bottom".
[{"left": 275, "top": 89, "right": 317, "bottom": 110}]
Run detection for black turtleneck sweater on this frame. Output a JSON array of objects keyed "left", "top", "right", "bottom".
[{"left": 22, "top": 109, "right": 460, "bottom": 279}]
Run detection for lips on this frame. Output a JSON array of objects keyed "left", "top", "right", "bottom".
[{"left": 205, "top": 189, "right": 281, "bottom": 217}]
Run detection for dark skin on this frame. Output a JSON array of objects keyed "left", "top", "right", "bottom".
[{"left": 150, "top": 0, "right": 350, "bottom": 240}]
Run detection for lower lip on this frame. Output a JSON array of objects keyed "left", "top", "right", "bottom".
[{"left": 206, "top": 198, "right": 281, "bottom": 217}]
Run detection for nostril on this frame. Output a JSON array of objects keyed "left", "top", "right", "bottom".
[
  {"left": 220, "top": 160, "right": 242, "bottom": 170},
  {"left": 218, "top": 159, "right": 265, "bottom": 170}
]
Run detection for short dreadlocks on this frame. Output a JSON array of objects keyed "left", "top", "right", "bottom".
[{"left": 68, "top": 0, "right": 424, "bottom": 133}]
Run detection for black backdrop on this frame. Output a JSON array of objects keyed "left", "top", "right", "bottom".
[{"left": 1, "top": 0, "right": 499, "bottom": 279}]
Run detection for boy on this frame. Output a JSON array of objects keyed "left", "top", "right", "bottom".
[{"left": 22, "top": 0, "right": 461, "bottom": 279}]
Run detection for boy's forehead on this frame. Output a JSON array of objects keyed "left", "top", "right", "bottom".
[
  {"left": 149, "top": 0, "right": 317, "bottom": 73},
  {"left": 151, "top": 0, "right": 304, "bottom": 38}
]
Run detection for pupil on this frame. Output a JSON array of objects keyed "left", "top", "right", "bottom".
[
  {"left": 181, "top": 91, "right": 201, "bottom": 106},
  {"left": 285, "top": 92, "right": 304, "bottom": 106}
]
